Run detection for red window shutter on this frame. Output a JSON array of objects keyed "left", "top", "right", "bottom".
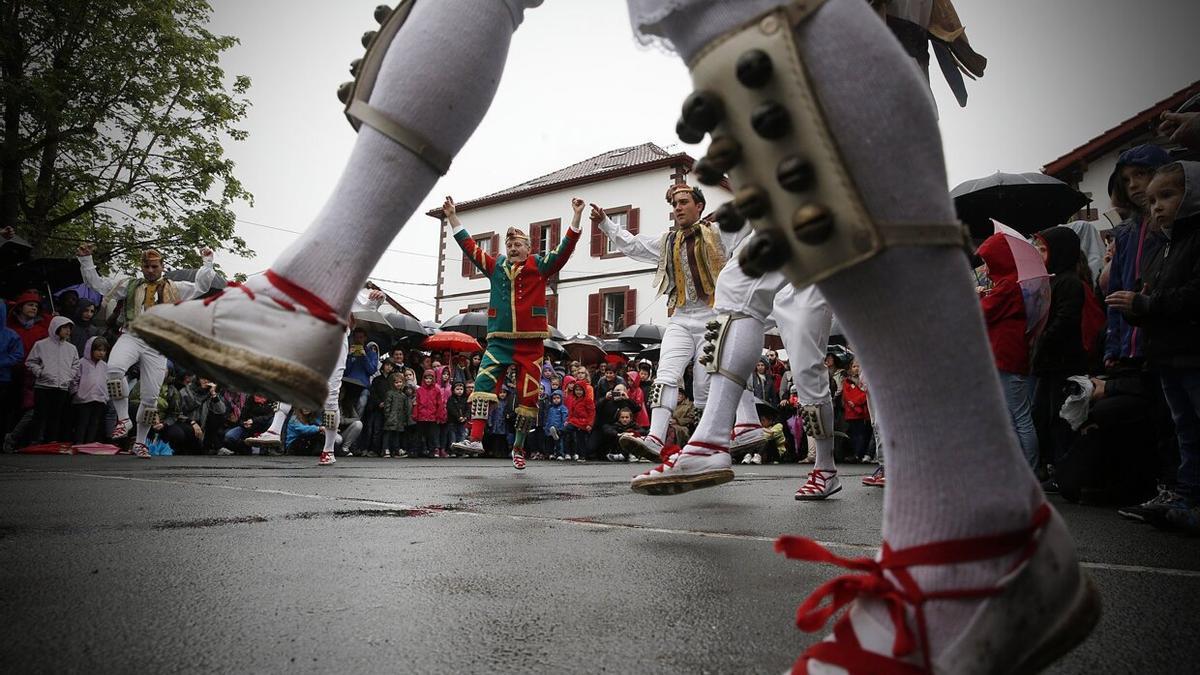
[
  {"left": 628, "top": 208, "right": 640, "bottom": 235},
  {"left": 590, "top": 221, "right": 604, "bottom": 257},
  {"left": 551, "top": 220, "right": 561, "bottom": 248},
  {"left": 529, "top": 223, "right": 541, "bottom": 253},
  {"left": 587, "top": 293, "right": 600, "bottom": 336},
  {"left": 461, "top": 236, "right": 472, "bottom": 277},
  {"left": 490, "top": 234, "right": 499, "bottom": 256},
  {"left": 547, "top": 295, "right": 558, "bottom": 328},
  {"left": 623, "top": 289, "right": 637, "bottom": 330},
  {"left": 460, "top": 306, "right": 470, "bottom": 314}
]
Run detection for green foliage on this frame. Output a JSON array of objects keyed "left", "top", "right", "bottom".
[{"left": 0, "top": 0, "right": 253, "bottom": 274}]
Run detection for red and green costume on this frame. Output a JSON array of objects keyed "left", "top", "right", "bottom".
[{"left": 454, "top": 226, "right": 580, "bottom": 449}]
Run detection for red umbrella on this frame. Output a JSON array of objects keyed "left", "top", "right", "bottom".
[
  {"left": 423, "top": 330, "right": 482, "bottom": 353},
  {"left": 605, "top": 353, "right": 628, "bottom": 367}
]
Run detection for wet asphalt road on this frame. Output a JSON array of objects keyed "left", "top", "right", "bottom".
[{"left": 1, "top": 455, "right": 1198, "bottom": 674}]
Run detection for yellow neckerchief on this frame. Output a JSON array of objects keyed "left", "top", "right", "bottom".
[{"left": 668, "top": 221, "right": 723, "bottom": 308}]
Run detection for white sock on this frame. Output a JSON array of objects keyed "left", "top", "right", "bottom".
[
  {"left": 268, "top": 405, "right": 290, "bottom": 435},
  {"left": 647, "top": 387, "right": 677, "bottom": 447},
  {"left": 134, "top": 404, "right": 151, "bottom": 445},
  {"left": 811, "top": 400, "right": 836, "bottom": 471},
  {"left": 732, "top": 391, "right": 761, "bottom": 439},
  {"left": 685, "top": 315, "right": 762, "bottom": 450},
  {"left": 323, "top": 410, "right": 340, "bottom": 453},
  {"left": 642, "top": 0, "right": 1041, "bottom": 656},
  {"left": 267, "top": 0, "right": 536, "bottom": 313}
]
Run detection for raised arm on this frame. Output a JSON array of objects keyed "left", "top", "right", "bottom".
[
  {"left": 75, "top": 243, "right": 127, "bottom": 298},
  {"left": 589, "top": 203, "right": 662, "bottom": 264},
  {"left": 537, "top": 197, "right": 585, "bottom": 277},
  {"left": 444, "top": 195, "right": 496, "bottom": 276},
  {"left": 176, "top": 248, "right": 216, "bottom": 300}
]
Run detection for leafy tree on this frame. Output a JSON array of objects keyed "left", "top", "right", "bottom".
[{"left": 0, "top": 0, "right": 253, "bottom": 273}]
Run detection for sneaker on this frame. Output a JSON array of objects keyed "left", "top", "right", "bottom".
[
  {"left": 627, "top": 453, "right": 639, "bottom": 463},
  {"left": 132, "top": 442, "right": 151, "bottom": 459},
  {"left": 512, "top": 448, "right": 526, "bottom": 471},
  {"left": 862, "top": 465, "right": 886, "bottom": 487},
  {"left": 383, "top": 450, "right": 391, "bottom": 458},
  {"left": 394, "top": 449, "right": 408, "bottom": 458},
  {"left": 452, "top": 439, "right": 485, "bottom": 456},
  {"left": 318, "top": 451, "right": 336, "bottom": 466},
  {"left": 111, "top": 418, "right": 132, "bottom": 439},
  {"left": 217, "top": 447, "right": 235, "bottom": 456},
  {"left": 630, "top": 443, "right": 734, "bottom": 496},
  {"left": 131, "top": 272, "right": 350, "bottom": 410},
  {"left": 741, "top": 453, "right": 753, "bottom": 465},
  {"left": 750, "top": 453, "right": 762, "bottom": 465},
  {"left": 245, "top": 429, "right": 282, "bottom": 448},
  {"left": 775, "top": 503, "right": 1098, "bottom": 673},
  {"left": 619, "top": 433, "right": 664, "bottom": 462},
  {"left": 572, "top": 454, "right": 580, "bottom": 461},
  {"left": 554, "top": 455, "right": 564, "bottom": 461},
  {"left": 1163, "top": 501, "right": 1200, "bottom": 534},
  {"left": 1117, "top": 486, "right": 1179, "bottom": 522},
  {"left": 794, "top": 469, "right": 841, "bottom": 500}
]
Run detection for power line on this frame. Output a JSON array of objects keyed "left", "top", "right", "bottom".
[
  {"left": 367, "top": 275, "right": 437, "bottom": 287},
  {"left": 234, "top": 217, "right": 453, "bottom": 261}
]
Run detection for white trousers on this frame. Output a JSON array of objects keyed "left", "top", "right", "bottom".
[
  {"left": 107, "top": 333, "right": 168, "bottom": 440},
  {"left": 655, "top": 305, "right": 715, "bottom": 409}
]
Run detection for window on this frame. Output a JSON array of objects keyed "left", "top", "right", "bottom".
[
  {"left": 461, "top": 232, "right": 498, "bottom": 279},
  {"left": 590, "top": 205, "right": 640, "bottom": 258},
  {"left": 588, "top": 287, "right": 637, "bottom": 337},
  {"left": 604, "top": 211, "right": 628, "bottom": 255},
  {"left": 529, "top": 218, "right": 560, "bottom": 257}
]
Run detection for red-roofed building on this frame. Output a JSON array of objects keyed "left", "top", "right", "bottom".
[
  {"left": 1042, "top": 80, "right": 1199, "bottom": 220},
  {"left": 427, "top": 142, "right": 731, "bottom": 337}
]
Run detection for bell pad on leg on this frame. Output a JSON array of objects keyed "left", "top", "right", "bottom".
[
  {"left": 106, "top": 378, "right": 128, "bottom": 400},
  {"left": 685, "top": 0, "right": 965, "bottom": 286},
  {"left": 322, "top": 409, "right": 338, "bottom": 429},
  {"left": 800, "top": 404, "right": 831, "bottom": 439},
  {"left": 698, "top": 314, "right": 749, "bottom": 388}
]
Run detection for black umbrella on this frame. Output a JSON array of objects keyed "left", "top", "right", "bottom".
[
  {"left": 0, "top": 258, "right": 83, "bottom": 299},
  {"left": 547, "top": 325, "right": 566, "bottom": 342},
  {"left": 562, "top": 334, "right": 605, "bottom": 365},
  {"left": 603, "top": 338, "right": 644, "bottom": 354},
  {"left": 164, "top": 267, "right": 227, "bottom": 291},
  {"left": 951, "top": 171, "right": 1088, "bottom": 238},
  {"left": 351, "top": 310, "right": 392, "bottom": 333},
  {"left": 638, "top": 345, "right": 660, "bottom": 362},
  {"left": 543, "top": 338, "right": 566, "bottom": 357},
  {"left": 0, "top": 233, "right": 32, "bottom": 271},
  {"left": 385, "top": 312, "right": 428, "bottom": 343},
  {"left": 440, "top": 311, "right": 488, "bottom": 341},
  {"left": 420, "top": 319, "right": 440, "bottom": 335},
  {"left": 617, "top": 323, "right": 664, "bottom": 344}
]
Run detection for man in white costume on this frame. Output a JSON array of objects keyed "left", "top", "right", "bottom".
[{"left": 77, "top": 243, "right": 213, "bottom": 457}]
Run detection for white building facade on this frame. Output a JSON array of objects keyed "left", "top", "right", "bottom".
[{"left": 432, "top": 143, "right": 732, "bottom": 338}]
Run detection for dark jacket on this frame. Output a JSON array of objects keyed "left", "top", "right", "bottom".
[
  {"left": 1126, "top": 161, "right": 1200, "bottom": 369},
  {"left": 1031, "top": 227, "right": 1087, "bottom": 377},
  {"left": 382, "top": 387, "right": 413, "bottom": 432},
  {"left": 446, "top": 391, "right": 469, "bottom": 424}
]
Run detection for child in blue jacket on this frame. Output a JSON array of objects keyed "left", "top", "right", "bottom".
[{"left": 544, "top": 389, "right": 569, "bottom": 460}]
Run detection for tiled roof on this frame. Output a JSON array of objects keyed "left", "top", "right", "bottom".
[
  {"left": 427, "top": 142, "right": 692, "bottom": 216},
  {"left": 1042, "top": 80, "right": 1199, "bottom": 178}
]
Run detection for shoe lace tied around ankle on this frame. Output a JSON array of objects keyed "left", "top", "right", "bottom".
[
  {"left": 774, "top": 503, "right": 1052, "bottom": 674},
  {"left": 195, "top": 270, "right": 344, "bottom": 326}
]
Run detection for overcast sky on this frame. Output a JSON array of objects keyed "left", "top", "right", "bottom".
[{"left": 205, "top": 0, "right": 1200, "bottom": 319}]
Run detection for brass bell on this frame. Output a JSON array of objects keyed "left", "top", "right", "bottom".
[
  {"left": 336, "top": 81, "right": 354, "bottom": 104},
  {"left": 792, "top": 204, "right": 835, "bottom": 245},
  {"left": 350, "top": 58, "right": 362, "bottom": 76},
  {"left": 705, "top": 136, "right": 741, "bottom": 173},
  {"left": 692, "top": 157, "right": 724, "bottom": 187},
  {"left": 712, "top": 202, "right": 745, "bottom": 234},
  {"left": 736, "top": 49, "right": 773, "bottom": 89},
  {"left": 704, "top": 331, "right": 717, "bottom": 341},
  {"left": 703, "top": 344, "right": 715, "bottom": 354},
  {"left": 733, "top": 186, "right": 769, "bottom": 220},
  {"left": 681, "top": 90, "right": 725, "bottom": 133},
  {"left": 751, "top": 101, "right": 790, "bottom": 139},
  {"left": 676, "top": 118, "right": 704, "bottom": 145},
  {"left": 777, "top": 156, "right": 815, "bottom": 193},
  {"left": 706, "top": 320, "right": 720, "bottom": 330},
  {"left": 740, "top": 231, "right": 789, "bottom": 276},
  {"left": 374, "top": 5, "right": 392, "bottom": 24},
  {"left": 699, "top": 355, "right": 713, "bottom": 365},
  {"left": 361, "top": 30, "right": 377, "bottom": 49}
]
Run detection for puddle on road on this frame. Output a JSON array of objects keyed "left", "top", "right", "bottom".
[
  {"left": 153, "top": 508, "right": 440, "bottom": 530},
  {"left": 154, "top": 515, "right": 270, "bottom": 529}
]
